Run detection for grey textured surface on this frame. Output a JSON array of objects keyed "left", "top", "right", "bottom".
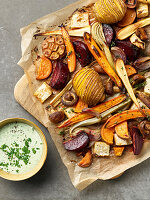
[{"left": 0, "top": 0, "right": 150, "bottom": 200}]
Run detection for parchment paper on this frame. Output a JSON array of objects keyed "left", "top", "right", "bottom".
[{"left": 17, "top": 0, "right": 150, "bottom": 190}]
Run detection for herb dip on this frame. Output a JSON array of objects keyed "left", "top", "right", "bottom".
[{"left": 0, "top": 122, "right": 43, "bottom": 174}]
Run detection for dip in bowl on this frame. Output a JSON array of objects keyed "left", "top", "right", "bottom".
[{"left": 0, "top": 118, "right": 47, "bottom": 181}]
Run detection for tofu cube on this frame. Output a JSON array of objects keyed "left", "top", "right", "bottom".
[
  {"left": 93, "top": 142, "right": 110, "bottom": 157},
  {"left": 144, "top": 78, "right": 150, "bottom": 95},
  {"left": 71, "top": 12, "right": 89, "bottom": 29},
  {"left": 34, "top": 82, "right": 52, "bottom": 103},
  {"left": 114, "top": 134, "right": 132, "bottom": 146},
  {"left": 64, "top": 107, "right": 75, "bottom": 118},
  {"left": 136, "top": 2, "right": 148, "bottom": 18}
]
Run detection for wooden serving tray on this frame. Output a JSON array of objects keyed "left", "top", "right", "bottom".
[{"left": 14, "top": 75, "right": 44, "bottom": 125}]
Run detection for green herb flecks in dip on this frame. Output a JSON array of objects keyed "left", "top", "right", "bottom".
[{"left": 0, "top": 122, "right": 43, "bottom": 174}]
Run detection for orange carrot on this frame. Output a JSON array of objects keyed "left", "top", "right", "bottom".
[
  {"left": 61, "top": 25, "right": 76, "bottom": 72},
  {"left": 78, "top": 150, "right": 92, "bottom": 168},
  {"left": 101, "top": 124, "right": 115, "bottom": 145},
  {"left": 113, "top": 147, "right": 125, "bottom": 156},
  {"left": 83, "top": 32, "right": 122, "bottom": 88},
  {"left": 36, "top": 56, "right": 52, "bottom": 80},
  {"left": 75, "top": 98, "right": 88, "bottom": 113},
  {"left": 125, "top": 65, "right": 137, "bottom": 77},
  {"left": 58, "top": 94, "right": 127, "bottom": 128},
  {"left": 106, "top": 109, "right": 150, "bottom": 128},
  {"left": 115, "top": 121, "right": 129, "bottom": 139}
]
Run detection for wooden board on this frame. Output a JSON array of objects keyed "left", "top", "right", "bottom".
[{"left": 14, "top": 75, "right": 44, "bottom": 125}]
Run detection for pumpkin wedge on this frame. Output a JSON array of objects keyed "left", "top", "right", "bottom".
[
  {"left": 101, "top": 124, "right": 115, "bottom": 145},
  {"left": 115, "top": 121, "right": 129, "bottom": 139}
]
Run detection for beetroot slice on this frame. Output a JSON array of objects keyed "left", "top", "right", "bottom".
[{"left": 63, "top": 132, "right": 89, "bottom": 151}]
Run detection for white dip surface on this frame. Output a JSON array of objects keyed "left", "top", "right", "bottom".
[{"left": 0, "top": 122, "right": 43, "bottom": 174}]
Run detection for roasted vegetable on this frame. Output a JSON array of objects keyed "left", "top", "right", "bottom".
[
  {"left": 75, "top": 98, "right": 88, "bottom": 113},
  {"left": 136, "top": 2, "right": 148, "bottom": 18},
  {"left": 50, "top": 61, "right": 69, "bottom": 90},
  {"left": 69, "top": 98, "right": 131, "bottom": 133},
  {"left": 114, "top": 134, "right": 132, "bottom": 145},
  {"left": 58, "top": 94, "right": 127, "bottom": 128},
  {"left": 115, "top": 40, "right": 138, "bottom": 62},
  {"left": 116, "top": 17, "right": 150, "bottom": 40},
  {"left": 73, "top": 68, "right": 104, "bottom": 106},
  {"left": 92, "top": 22, "right": 115, "bottom": 69},
  {"left": 71, "top": 11, "right": 89, "bottom": 29},
  {"left": 49, "top": 111, "right": 65, "bottom": 123},
  {"left": 113, "top": 147, "right": 124, "bottom": 156},
  {"left": 93, "top": 142, "right": 110, "bottom": 156},
  {"left": 130, "top": 127, "right": 143, "bottom": 155},
  {"left": 134, "top": 57, "right": 150, "bottom": 71},
  {"left": 111, "top": 46, "right": 127, "bottom": 64},
  {"left": 36, "top": 56, "right": 52, "bottom": 80},
  {"left": 84, "top": 32, "right": 122, "bottom": 88},
  {"left": 105, "top": 109, "right": 150, "bottom": 128},
  {"left": 105, "top": 79, "right": 114, "bottom": 95},
  {"left": 130, "top": 33, "right": 145, "bottom": 49},
  {"left": 78, "top": 150, "right": 92, "bottom": 168},
  {"left": 42, "top": 35, "right": 65, "bottom": 60},
  {"left": 61, "top": 91, "right": 78, "bottom": 107},
  {"left": 61, "top": 25, "right": 76, "bottom": 72},
  {"left": 101, "top": 125, "right": 114, "bottom": 145},
  {"left": 116, "top": 59, "right": 141, "bottom": 110},
  {"left": 131, "top": 74, "right": 145, "bottom": 86},
  {"left": 136, "top": 28, "right": 148, "bottom": 41},
  {"left": 125, "top": 0, "right": 137, "bottom": 8},
  {"left": 118, "top": 8, "right": 136, "bottom": 27},
  {"left": 138, "top": 120, "right": 150, "bottom": 137},
  {"left": 144, "top": 78, "right": 150, "bottom": 95},
  {"left": 73, "top": 40, "right": 92, "bottom": 67},
  {"left": 136, "top": 91, "right": 150, "bottom": 108},
  {"left": 34, "top": 26, "right": 91, "bottom": 37},
  {"left": 115, "top": 121, "right": 129, "bottom": 139},
  {"left": 34, "top": 82, "right": 52, "bottom": 103},
  {"left": 103, "top": 24, "right": 114, "bottom": 46},
  {"left": 49, "top": 79, "right": 72, "bottom": 107},
  {"left": 93, "top": 0, "right": 126, "bottom": 24},
  {"left": 125, "top": 65, "right": 137, "bottom": 77},
  {"left": 63, "top": 132, "right": 89, "bottom": 151}
]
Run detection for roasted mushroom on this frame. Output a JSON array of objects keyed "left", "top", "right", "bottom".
[
  {"left": 61, "top": 91, "right": 78, "bottom": 106},
  {"left": 105, "top": 79, "right": 114, "bottom": 95},
  {"left": 49, "top": 111, "right": 65, "bottom": 123},
  {"left": 136, "top": 91, "right": 150, "bottom": 108},
  {"left": 131, "top": 74, "right": 145, "bottom": 86},
  {"left": 138, "top": 120, "right": 150, "bottom": 138}
]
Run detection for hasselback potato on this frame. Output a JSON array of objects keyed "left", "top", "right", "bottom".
[{"left": 73, "top": 68, "right": 104, "bottom": 106}]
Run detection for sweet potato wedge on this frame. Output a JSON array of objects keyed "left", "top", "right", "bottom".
[
  {"left": 58, "top": 94, "right": 127, "bottom": 128},
  {"left": 115, "top": 121, "right": 129, "bottom": 139},
  {"left": 36, "top": 56, "right": 52, "bottom": 80},
  {"left": 78, "top": 150, "right": 92, "bottom": 168},
  {"left": 83, "top": 32, "right": 122, "bottom": 88},
  {"left": 75, "top": 98, "right": 88, "bottom": 113},
  {"left": 106, "top": 109, "right": 150, "bottom": 128},
  {"left": 101, "top": 124, "right": 115, "bottom": 145},
  {"left": 113, "top": 146, "right": 125, "bottom": 156},
  {"left": 125, "top": 65, "right": 137, "bottom": 77}
]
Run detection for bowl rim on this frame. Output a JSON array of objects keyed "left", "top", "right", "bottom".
[{"left": 0, "top": 118, "right": 47, "bottom": 181}]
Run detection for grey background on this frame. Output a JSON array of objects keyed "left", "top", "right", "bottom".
[{"left": 0, "top": 0, "right": 150, "bottom": 199}]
